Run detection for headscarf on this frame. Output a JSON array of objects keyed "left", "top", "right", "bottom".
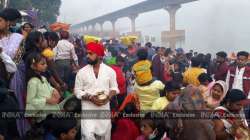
[
  {"left": 205, "top": 80, "right": 228, "bottom": 108},
  {"left": 86, "top": 42, "right": 105, "bottom": 57},
  {"left": 199, "top": 81, "right": 215, "bottom": 98}
]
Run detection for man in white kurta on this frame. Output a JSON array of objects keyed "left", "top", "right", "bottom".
[{"left": 74, "top": 42, "right": 119, "bottom": 140}]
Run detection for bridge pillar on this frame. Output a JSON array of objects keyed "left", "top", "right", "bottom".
[
  {"left": 90, "top": 25, "right": 93, "bottom": 31},
  {"left": 86, "top": 26, "right": 89, "bottom": 33},
  {"left": 100, "top": 23, "right": 104, "bottom": 33},
  {"left": 88, "top": 25, "right": 93, "bottom": 34},
  {"left": 80, "top": 27, "right": 84, "bottom": 34},
  {"left": 99, "top": 22, "right": 105, "bottom": 37},
  {"left": 110, "top": 19, "right": 117, "bottom": 37},
  {"left": 164, "top": 4, "right": 181, "bottom": 49},
  {"left": 165, "top": 4, "right": 180, "bottom": 32},
  {"left": 82, "top": 26, "right": 84, "bottom": 33},
  {"left": 84, "top": 26, "right": 87, "bottom": 33},
  {"left": 91, "top": 24, "right": 95, "bottom": 33},
  {"left": 129, "top": 14, "right": 138, "bottom": 34}
]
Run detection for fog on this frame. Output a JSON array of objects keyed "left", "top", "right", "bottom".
[{"left": 59, "top": 0, "right": 250, "bottom": 54}]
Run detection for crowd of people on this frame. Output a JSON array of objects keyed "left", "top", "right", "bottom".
[{"left": 1, "top": 8, "right": 250, "bottom": 140}]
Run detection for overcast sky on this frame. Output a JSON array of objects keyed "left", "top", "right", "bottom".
[
  {"left": 58, "top": 0, "right": 145, "bottom": 24},
  {"left": 59, "top": 0, "right": 250, "bottom": 54}
]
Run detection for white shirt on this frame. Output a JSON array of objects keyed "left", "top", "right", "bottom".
[
  {"left": 0, "top": 33, "right": 23, "bottom": 59},
  {"left": 0, "top": 52, "right": 17, "bottom": 73},
  {"left": 74, "top": 63, "right": 119, "bottom": 137},
  {"left": 53, "top": 39, "right": 78, "bottom": 61},
  {"left": 226, "top": 67, "right": 250, "bottom": 98},
  {"left": 232, "top": 67, "right": 245, "bottom": 91}
]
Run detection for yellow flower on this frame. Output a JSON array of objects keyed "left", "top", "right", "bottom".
[{"left": 42, "top": 48, "right": 54, "bottom": 59}]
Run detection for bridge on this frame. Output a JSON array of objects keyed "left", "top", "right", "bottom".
[{"left": 71, "top": 0, "right": 198, "bottom": 48}]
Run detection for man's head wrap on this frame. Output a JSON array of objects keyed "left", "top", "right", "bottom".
[{"left": 86, "top": 42, "right": 105, "bottom": 57}]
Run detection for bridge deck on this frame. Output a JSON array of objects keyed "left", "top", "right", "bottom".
[{"left": 71, "top": 0, "right": 197, "bottom": 29}]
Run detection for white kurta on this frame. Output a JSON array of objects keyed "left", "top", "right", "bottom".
[{"left": 74, "top": 63, "right": 119, "bottom": 140}]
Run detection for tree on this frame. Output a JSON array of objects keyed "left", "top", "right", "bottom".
[
  {"left": 8, "top": 0, "right": 61, "bottom": 24},
  {"left": 31, "top": 0, "right": 61, "bottom": 24},
  {"left": 8, "top": 0, "right": 31, "bottom": 10}
]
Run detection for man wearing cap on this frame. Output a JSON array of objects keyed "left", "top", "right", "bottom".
[
  {"left": 213, "top": 89, "right": 249, "bottom": 140},
  {"left": 74, "top": 42, "right": 119, "bottom": 140},
  {"left": 214, "top": 51, "right": 229, "bottom": 81}
]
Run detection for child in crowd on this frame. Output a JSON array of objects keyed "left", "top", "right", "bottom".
[
  {"left": 169, "top": 61, "right": 183, "bottom": 87},
  {"left": 46, "top": 115, "right": 78, "bottom": 140},
  {"left": 43, "top": 98, "right": 82, "bottom": 140},
  {"left": 133, "top": 48, "right": 165, "bottom": 110},
  {"left": 132, "top": 48, "right": 153, "bottom": 86},
  {"left": 25, "top": 52, "right": 61, "bottom": 121},
  {"left": 63, "top": 95, "right": 81, "bottom": 113},
  {"left": 198, "top": 73, "right": 214, "bottom": 98},
  {"left": 53, "top": 31, "right": 78, "bottom": 89},
  {"left": 137, "top": 113, "right": 170, "bottom": 140},
  {"left": 151, "top": 81, "right": 181, "bottom": 110},
  {"left": 52, "top": 120, "right": 78, "bottom": 140}
]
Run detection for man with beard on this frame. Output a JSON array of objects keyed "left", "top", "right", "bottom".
[
  {"left": 214, "top": 51, "right": 229, "bottom": 81},
  {"left": 226, "top": 51, "right": 250, "bottom": 97},
  {"left": 74, "top": 42, "right": 119, "bottom": 140}
]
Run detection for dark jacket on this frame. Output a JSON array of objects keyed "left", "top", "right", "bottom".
[
  {"left": 0, "top": 80, "right": 20, "bottom": 139},
  {"left": 152, "top": 55, "right": 165, "bottom": 82},
  {"left": 214, "top": 61, "right": 229, "bottom": 81}
]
